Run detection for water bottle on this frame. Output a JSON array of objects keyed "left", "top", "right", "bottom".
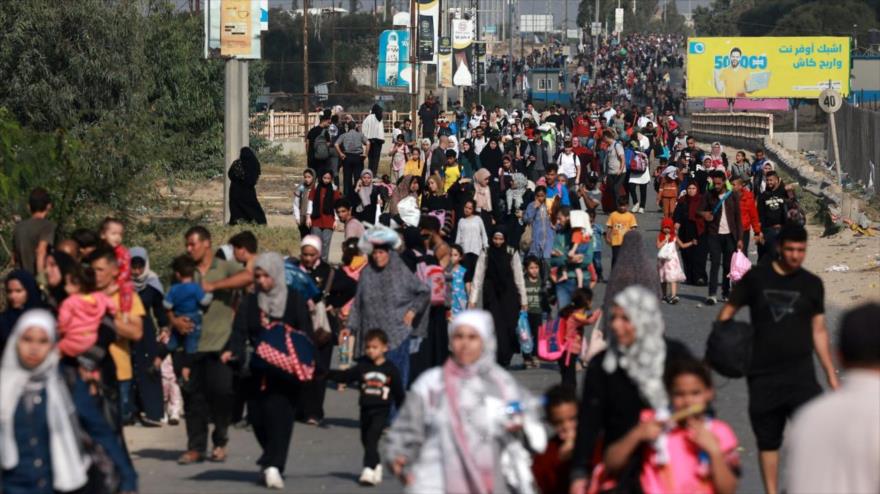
[{"left": 338, "top": 335, "right": 351, "bottom": 368}]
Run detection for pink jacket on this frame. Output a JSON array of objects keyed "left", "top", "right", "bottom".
[{"left": 58, "top": 292, "right": 115, "bottom": 357}]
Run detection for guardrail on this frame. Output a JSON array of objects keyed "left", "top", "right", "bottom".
[
  {"left": 689, "top": 112, "right": 774, "bottom": 142},
  {"left": 252, "top": 111, "right": 413, "bottom": 141}
]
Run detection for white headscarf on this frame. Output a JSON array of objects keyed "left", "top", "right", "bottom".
[
  {"left": 602, "top": 286, "right": 668, "bottom": 410},
  {"left": 448, "top": 309, "right": 496, "bottom": 372},
  {"left": 0, "top": 309, "right": 90, "bottom": 492},
  {"left": 254, "top": 253, "right": 288, "bottom": 319}
]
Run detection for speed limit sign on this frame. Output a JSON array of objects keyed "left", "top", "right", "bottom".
[{"left": 819, "top": 88, "right": 843, "bottom": 114}]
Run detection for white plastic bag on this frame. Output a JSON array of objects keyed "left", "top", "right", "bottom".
[{"left": 657, "top": 241, "right": 676, "bottom": 261}]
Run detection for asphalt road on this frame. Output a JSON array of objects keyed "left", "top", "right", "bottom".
[{"left": 128, "top": 180, "right": 831, "bottom": 493}]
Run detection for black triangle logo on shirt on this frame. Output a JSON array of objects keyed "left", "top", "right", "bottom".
[{"left": 763, "top": 289, "right": 801, "bottom": 322}]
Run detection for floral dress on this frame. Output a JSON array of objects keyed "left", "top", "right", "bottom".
[
  {"left": 657, "top": 238, "right": 687, "bottom": 283},
  {"left": 448, "top": 264, "right": 468, "bottom": 316}
]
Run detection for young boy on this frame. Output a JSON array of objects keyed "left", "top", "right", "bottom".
[
  {"left": 523, "top": 256, "right": 549, "bottom": 368},
  {"left": 532, "top": 385, "right": 579, "bottom": 494},
  {"left": 326, "top": 329, "right": 405, "bottom": 486},
  {"left": 163, "top": 255, "right": 213, "bottom": 389},
  {"left": 12, "top": 187, "right": 55, "bottom": 276},
  {"left": 605, "top": 196, "right": 638, "bottom": 266},
  {"left": 335, "top": 198, "right": 366, "bottom": 240}
]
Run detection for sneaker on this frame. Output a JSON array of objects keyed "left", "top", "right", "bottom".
[
  {"left": 670, "top": 296, "right": 680, "bottom": 305},
  {"left": 704, "top": 296, "right": 717, "bottom": 306},
  {"left": 359, "top": 467, "right": 377, "bottom": 486},
  {"left": 263, "top": 466, "right": 284, "bottom": 489},
  {"left": 139, "top": 413, "right": 163, "bottom": 428},
  {"left": 168, "top": 414, "right": 180, "bottom": 426},
  {"left": 373, "top": 465, "right": 383, "bottom": 484},
  {"left": 638, "top": 207, "right": 645, "bottom": 213}
]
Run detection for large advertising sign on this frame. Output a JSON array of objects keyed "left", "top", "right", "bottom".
[
  {"left": 438, "top": 36, "right": 453, "bottom": 88},
  {"left": 377, "top": 30, "right": 412, "bottom": 91},
  {"left": 418, "top": 0, "right": 439, "bottom": 64},
  {"left": 687, "top": 37, "right": 850, "bottom": 99},
  {"left": 452, "top": 19, "right": 475, "bottom": 87},
  {"left": 204, "top": 0, "right": 263, "bottom": 59}
]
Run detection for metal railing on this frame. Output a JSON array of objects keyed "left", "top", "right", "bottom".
[
  {"left": 690, "top": 112, "right": 774, "bottom": 142},
  {"left": 251, "top": 111, "right": 412, "bottom": 141}
]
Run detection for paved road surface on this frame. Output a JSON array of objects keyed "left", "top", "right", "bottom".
[{"left": 126, "top": 179, "right": 851, "bottom": 493}]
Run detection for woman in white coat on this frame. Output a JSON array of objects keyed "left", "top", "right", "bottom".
[{"left": 383, "top": 310, "right": 546, "bottom": 494}]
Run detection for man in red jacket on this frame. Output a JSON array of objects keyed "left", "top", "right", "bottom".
[
  {"left": 571, "top": 136, "right": 598, "bottom": 183},
  {"left": 733, "top": 176, "right": 763, "bottom": 258}
]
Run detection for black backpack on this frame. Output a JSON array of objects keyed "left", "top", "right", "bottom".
[{"left": 705, "top": 319, "right": 754, "bottom": 378}]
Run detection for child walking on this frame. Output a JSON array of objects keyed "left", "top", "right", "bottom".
[
  {"left": 606, "top": 197, "right": 638, "bottom": 266},
  {"left": 523, "top": 256, "right": 548, "bottom": 369},
  {"left": 532, "top": 385, "right": 579, "bottom": 494},
  {"left": 657, "top": 217, "right": 687, "bottom": 304},
  {"left": 558, "top": 288, "right": 601, "bottom": 389},
  {"left": 57, "top": 264, "right": 114, "bottom": 358},
  {"left": 327, "top": 329, "right": 405, "bottom": 486},
  {"left": 447, "top": 245, "right": 469, "bottom": 317},
  {"left": 602, "top": 358, "right": 739, "bottom": 494},
  {"left": 163, "top": 255, "right": 212, "bottom": 388}
]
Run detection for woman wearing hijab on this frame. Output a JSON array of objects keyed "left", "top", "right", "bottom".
[
  {"left": 388, "top": 175, "right": 423, "bottom": 219},
  {"left": 673, "top": 182, "right": 708, "bottom": 285},
  {"left": 363, "top": 104, "right": 386, "bottom": 176},
  {"left": 228, "top": 146, "right": 268, "bottom": 225},
  {"left": 343, "top": 225, "right": 431, "bottom": 388},
  {"left": 458, "top": 139, "right": 478, "bottom": 179},
  {"left": 230, "top": 253, "right": 312, "bottom": 490},
  {"left": 0, "top": 270, "right": 43, "bottom": 354},
  {"left": 708, "top": 142, "right": 728, "bottom": 171},
  {"left": 568, "top": 287, "right": 692, "bottom": 493},
  {"left": 307, "top": 170, "right": 342, "bottom": 261},
  {"left": 39, "top": 250, "right": 77, "bottom": 312},
  {"left": 479, "top": 138, "right": 504, "bottom": 174},
  {"left": 1, "top": 309, "right": 138, "bottom": 494},
  {"left": 468, "top": 229, "right": 527, "bottom": 368},
  {"left": 472, "top": 167, "right": 498, "bottom": 230},
  {"left": 129, "top": 247, "right": 168, "bottom": 426},
  {"left": 350, "top": 169, "right": 384, "bottom": 224},
  {"left": 383, "top": 310, "right": 546, "bottom": 494}
]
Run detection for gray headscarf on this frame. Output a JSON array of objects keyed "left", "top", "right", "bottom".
[
  {"left": 603, "top": 286, "right": 668, "bottom": 411},
  {"left": 254, "top": 252, "right": 288, "bottom": 319},
  {"left": 130, "top": 246, "right": 164, "bottom": 294},
  {"left": 602, "top": 230, "right": 661, "bottom": 334}
]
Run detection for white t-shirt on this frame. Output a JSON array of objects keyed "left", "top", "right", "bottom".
[
  {"left": 557, "top": 152, "right": 580, "bottom": 181},
  {"left": 718, "top": 195, "right": 730, "bottom": 235}
]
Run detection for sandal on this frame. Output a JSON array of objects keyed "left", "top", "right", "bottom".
[{"left": 209, "top": 446, "right": 227, "bottom": 463}]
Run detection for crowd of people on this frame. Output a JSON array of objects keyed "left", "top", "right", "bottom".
[{"left": 1, "top": 33, "right": 877, "bottom": 494}]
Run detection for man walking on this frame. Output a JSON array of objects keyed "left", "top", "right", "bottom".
[
  {"left": 700, "top": 170, "right": 743, "bottom": 305},
  {"left": 174, "top": 226, "right": 251, "bottom": 465},
  {"left": 602, "top": 130, "right": 626, "bottom": 207},
  {"left": 717, "top": 223, "right": 838, "bottom": 494},
  {"left": 335, "top": 121, "right": 369, "bottom": 197}
]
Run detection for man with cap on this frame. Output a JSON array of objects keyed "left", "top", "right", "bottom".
[{"left": 786, "top": 302, "right": 880, "bottom": 494}]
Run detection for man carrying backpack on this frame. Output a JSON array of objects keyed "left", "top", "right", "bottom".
[{"left": 307, "top": 114, "right": 332, "bottom": 174}]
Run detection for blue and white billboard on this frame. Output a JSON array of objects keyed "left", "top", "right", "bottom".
[{"left": 377, "top": 30, "right": 412, "bottom": 91}]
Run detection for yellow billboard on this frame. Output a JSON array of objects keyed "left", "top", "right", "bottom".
[{"left": 687, "top": 37, "right": 850, "bottom": 99}]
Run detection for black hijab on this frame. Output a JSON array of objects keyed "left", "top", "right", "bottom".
[
  {"left": 311, "top": 171, "right": 336, "bottom": 219},
  {"left": 0, "top": 270, "right": 43, "bottom": 352},
  {"left": 480, "top": 139, "right": 504, "bottom": 171},
  {"left": 371, "top": 104, "right": 384, "bottom": 122},
  {"left": 485, "top": 228, "right": 514, "bottom": 290},
  {"left": 239, "top": 146, "right": 261, "bottom": 186},
  {"left": 46, "top": 251, "right": 77, "bottom": 309}
]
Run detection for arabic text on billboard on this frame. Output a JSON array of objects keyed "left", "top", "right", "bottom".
[{"left": 686, "top": 37, "right": 850, "bottom": 99}]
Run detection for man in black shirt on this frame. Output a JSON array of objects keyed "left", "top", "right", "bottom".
[
  {"left": 717, "top": 223, "right": 838, "bottom": 494},
  {"left": 417, "top": 95, "right": 439, "bottom": 140},
  {"left": 306, "top": 114, "right": 332, "bottom": 173},
  {"left": 757, "top": 171, "right": 787, "bottom": 262}
]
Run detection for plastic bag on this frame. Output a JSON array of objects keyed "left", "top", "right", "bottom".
[
  {"left": 517, "top": 311, "right": 534, "bottom": 355},
  {"left": 657, "top": 241, "right": 677, "bottom": 261},
  {"left": 729, "top": 249, "right": 752, "bottom": 282}
]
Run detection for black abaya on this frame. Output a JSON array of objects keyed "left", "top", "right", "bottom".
[
  {"left": 483, "top": 245, "right": 519, "bottom": 367},
  {"left": 229, "top": 148, "right": 267, "bottom": 225}
]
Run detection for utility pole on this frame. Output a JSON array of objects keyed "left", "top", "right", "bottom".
[
  {"left": 303, "top": 0, "right": 310, "bottom": 137},
  {"left": 441, "top": 0, "right": 448, "bottom": 111},
  {"left": 508, "top": 0, "right": 514, "bottom": 105},
  {"left": 593, "top": 0, "right": 599, "bottom": 73},
  {"left": 475, "top": 0, "right": 481, "bottom": 106},
  {"left": 410, "top": 0, "right": 419, "bottom": 135}
]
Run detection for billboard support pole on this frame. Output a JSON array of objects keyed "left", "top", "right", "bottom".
[
  {"left": 441, "top": 0, "right": 448, "bottom": 112},
  {"left": 303, "top": 0, "right": 310, "bottom": 136},
  {"left": 411, "top": 0, "right": 419, "bottom": 135}
]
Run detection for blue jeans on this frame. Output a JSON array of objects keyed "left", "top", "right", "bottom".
[
  {"left": 555, "top": 279, "right": 578, "bottom": 309},
  {"left": 593, "top": 250, "right": 604, "bottom": 280},
  {"left": 167, "top": 311, "right": 202, "bottom": 354},
  {"left": 119, "top": 379, "right": 133, "bottom": 423},
  {"left": 385, "top": 337, "right": 412, "bottom": 420}
]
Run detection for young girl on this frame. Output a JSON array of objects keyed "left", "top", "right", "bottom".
[
  {"left": 558, "top": 288, "right": 601, "bottom": 389},
  {"left": 447, "top": 245, "right": 469, "bottom": 317},
  {"left": 403, "top": 149, "right": 424, "bottom": 179},
  {"left": 657, "top": 163, "right": 680, "bottom": 218},
  {"left": 57, "top": 264, "right": 114, "bottom": 358},
  {"left": 656, "top": 217, "right": 687, "bottom": 304},
  {"left": 390, "top": 134, "right": 409, "bottom": 182},
  {"left": 100, "top": 217, "right": 134, "bottom": 318},
  {"left": 602, "top": 359, "right": 739, "bottom": 494}
]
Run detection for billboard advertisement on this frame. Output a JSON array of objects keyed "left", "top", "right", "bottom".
[
  {"left": 452, "top": 19, "right": 475, "bottom": 87},
  {"left": 377, "top": 30, "right": 412, "bottom": 91},
  {"left": 204, "top": 0, "right": 262, "bottom": 59},
  {"left": 687, "top": 37, "right": 850, "bottom": 99},
  {"left": 438, "top": 36, "right": 453, "bottom": 88},
  {"left": 418, "top": 0, "right": 438, "bottom": 64}
]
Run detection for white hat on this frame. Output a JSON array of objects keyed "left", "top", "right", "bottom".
[{"left": 301, "top": 234, "right": 322, "bottom": 253}]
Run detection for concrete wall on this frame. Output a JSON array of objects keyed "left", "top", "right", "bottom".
[{"left": 772, "top": 132, "right": 825, "bottom": 152}]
